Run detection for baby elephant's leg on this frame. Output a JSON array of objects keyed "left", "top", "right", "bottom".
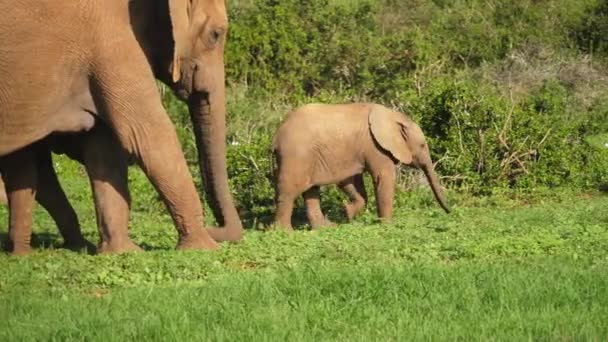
[
  {"left": 303, "top": 186, "right": 335, "bottom": 229},
  {"left": 273, "top": 156, "right": 308, "bottom": 231},
  {"left": 371, "top": 169, "right": 396, "bottom": 220},
  {"left": 339, "top": 174, "right": 367, "bottom": 221}
]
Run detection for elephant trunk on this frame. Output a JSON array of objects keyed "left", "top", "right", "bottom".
[
  {"left": 188, "top": 73, "right": 243, "bottom": 242},
  {"left": 421, "top": 160, "right": 451, "bottom": 213}
]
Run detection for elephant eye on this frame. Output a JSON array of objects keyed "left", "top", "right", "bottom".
[{"left": 208, "top": 28, "right": 224, "bottom": 45}]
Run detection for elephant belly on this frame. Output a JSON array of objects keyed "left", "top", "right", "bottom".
[
  {"left": 311, "top": 161, "right": 364, "bottom": 187},
  {"left": 51, "top": 86, "right": 98, "bottom": 133},
  {"left": 0, "top": 88, "right": 97, "bottom": 157}
]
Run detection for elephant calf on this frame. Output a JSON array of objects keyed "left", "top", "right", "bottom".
[{"left": 272, "top": 103, "right": 450, "bottom": 230}]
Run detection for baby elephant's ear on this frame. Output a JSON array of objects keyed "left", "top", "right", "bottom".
[{"left": 368, "top": 104, "right": 413, "bottom": 164}]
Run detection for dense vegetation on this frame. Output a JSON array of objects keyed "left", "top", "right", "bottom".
[{"left": 162, "top": 0, "right": 608, "bottom": 226}]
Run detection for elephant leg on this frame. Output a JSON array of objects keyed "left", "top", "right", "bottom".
[
  {"left": 303, "top": 186, "right": 334, "bottom": 229},
  {"left": 274, "top": 188, "right": 297, "bottom": 231},
  {"left": 1, "top": 148, "right": 37, "bottom": 255},
  {"left": 92, "top": 55, "right": 218, "bottom": 251},
  {"left": 339, "top": 174, "right": 367, "bottom": 221},
  {"left": 34, "top": 149, "right": 94, "bottom": 253},
  {"left": 81, "top": 126, "right": 141, "bottom": 254},
  {"left": 370, "top": 167, "right": 396, "bottom": 221},
  {"left": 275, "top": 159, "right": 306, "bottom": 231}
]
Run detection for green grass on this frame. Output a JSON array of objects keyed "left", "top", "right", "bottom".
[{"left": 1, "top": 156, "right": 607, "bottom": 340}]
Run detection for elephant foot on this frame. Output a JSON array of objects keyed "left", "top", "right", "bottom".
[
  {"left": 206, "top": 225, "right": 243, "bottom": 243},
  {"left": 345, "top": 202, "right": 364, "bottom": 221},
  {"left": 376, "top": 216, "right": 393, "bottom": 225},
  {"left": 98, "top": 239, "right": 143, "bottom": 254},
  {"left": 10, "top": 245, "right": 32, "bottom": 256},
  {"left": 269, "top": 221, "right": 294, "bottom": 232},
  {"left": 176, "top": 230, "right": 219, "bottom": 250},
  {"left": 310, "top": 219, "right": 336, "bottom": 230}
]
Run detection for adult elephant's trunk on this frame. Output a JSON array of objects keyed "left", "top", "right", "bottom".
[
  {"left": 188, "top": 76, "right": 243, "bottom": 242},
  {"left": 421, "top": 159, "right": 451, "bottom": 213}
]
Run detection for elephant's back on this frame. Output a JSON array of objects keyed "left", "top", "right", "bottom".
[{"left": 278, "top": 103, "right": 368, "bottom": 137}]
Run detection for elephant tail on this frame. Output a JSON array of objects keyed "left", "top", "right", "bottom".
[
  {"left": 269, "top": 148, "right": 277, "bottom": 181},
  {"left": 269, "top": 141, "right": 281, "bottom": 207},
  {"left": 270, "top": 132, "right": 281, "bottom": 179}
]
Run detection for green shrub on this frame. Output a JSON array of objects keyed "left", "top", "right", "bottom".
[
  {"left": 397, "top": 76, "right": 608, "bottom": 193},
  {"left": 570, "top": 0, "right": 608, "bottom": 57},
  {"left": 226, "top": 132, "right": 275, "bottom": 226}
]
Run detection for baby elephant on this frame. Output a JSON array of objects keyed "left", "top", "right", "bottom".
[{"left": 272, "top": 103, "right": 450, "bottom": 230}]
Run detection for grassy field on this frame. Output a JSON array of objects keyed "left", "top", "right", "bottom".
[{"left": 1, "top": 157, "right": 607, "bottom": 341}]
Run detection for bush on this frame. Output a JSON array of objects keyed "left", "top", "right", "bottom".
[{"left": 571, "top": 0, "right": 608, "bottom": 58}]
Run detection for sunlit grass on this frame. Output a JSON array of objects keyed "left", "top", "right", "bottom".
[{"left": 1, "top": 156, "right": 607, "bottom": 340}]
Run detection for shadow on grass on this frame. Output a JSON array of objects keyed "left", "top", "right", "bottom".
[
  {"left": 239, "top": 206, "right": 352, "bottom": 231},
  {"left": 0, "top": 232, "right": 96, "bottom": 255}
]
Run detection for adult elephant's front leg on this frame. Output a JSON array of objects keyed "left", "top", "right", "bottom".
[{"left": 92, "top": 56, "right": 217, "bottom": 250}]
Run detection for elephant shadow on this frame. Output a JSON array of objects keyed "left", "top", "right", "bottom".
[
  {"left": 0, "top": 232, "right": 94, "bottom": 255},
  {"left": 239, "top": 207, "right": 329, "bottom": 231}
]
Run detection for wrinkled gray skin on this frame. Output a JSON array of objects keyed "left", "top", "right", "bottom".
[
  {"left": 272, "top": 103, "right": 451, "bottom": 230},
  {"left": 0, "top": 0, "right": 243, "bottom": 254}
]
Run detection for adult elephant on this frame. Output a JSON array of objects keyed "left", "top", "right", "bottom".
[{"left": 0, "top": 0, "right": 243, "bottom": 252}]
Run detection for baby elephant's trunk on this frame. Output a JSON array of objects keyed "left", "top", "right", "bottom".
[{"left": 422, "top": 164, "right": 451, "bottom": 213}]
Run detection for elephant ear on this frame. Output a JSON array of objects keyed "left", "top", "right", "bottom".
[
  {"left": 168, "top": 0, "right": 192, "bottom": 82},
  {"left": 368, "top": 104, "right": 413, "bottom": 164}
]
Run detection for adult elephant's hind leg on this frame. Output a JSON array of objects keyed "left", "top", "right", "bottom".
[
  {"left": 35, "top": 149, "right": 95, "bottom": 253},
  {"left": 82, "top": 126, "right": 141, "bottom": 254},
  {"left": 1, "top": 148, "right": 37, "bottom": 255}
]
